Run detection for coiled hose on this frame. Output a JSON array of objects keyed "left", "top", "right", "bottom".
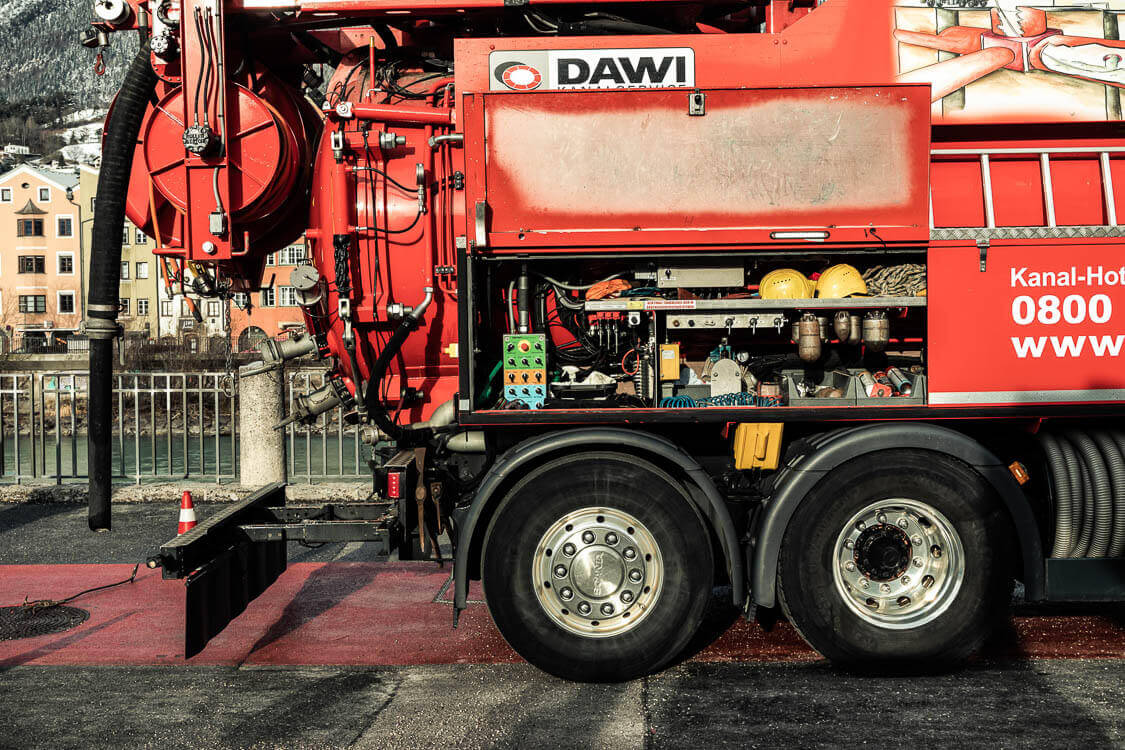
[
  {"left": 1038, "top": 429, "right": 1125, "bottom": 558},
  {"left": 87, "top": 41, "right": 158, "bottom": 531}
]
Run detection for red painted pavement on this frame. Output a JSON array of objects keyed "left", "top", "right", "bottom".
[{"left": 0, "top": 563, "right": 1122, "bottom": 667}]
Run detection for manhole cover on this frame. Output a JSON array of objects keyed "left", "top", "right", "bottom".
[{"left": 0, "top": 604, "right": 89, "bottom": 641}]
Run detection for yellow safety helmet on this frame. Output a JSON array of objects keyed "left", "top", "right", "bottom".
[
  {"left": 759, "top": 269, "right": 813, "bottom": 299},
  {"left": 815, "top": 264, "right": 868, "bottom": 298}
]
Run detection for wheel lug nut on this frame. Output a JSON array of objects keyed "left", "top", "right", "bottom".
[
  {"left": 913, "top": 558, "right": 923, "bottom": 568},
  {"left": 577, "top": 602, "right": 591, "bottom": 615},
  {"left": 897, "top": 518, "right": 910, "bottom": 530},
  {"left": 856, "top": 521, "right": 866, "bottom": 531},
  {"left": 621, "top": 591, "right": 634, "bottom": 603},
  {"left": 628, "top": 569, "right": 642, "bottom": 583},
  {"left": 623, "top": 548, "right": 636, "bottom": 560},
  {"left": 553, "top": 565, "right": 567, "bottom": 578},
  {"left": 601, "top": 603, "right": 614, "bottom": 616},
  {"left": 562, "top": 543, "right": 576, "bottom": 556},
  {"left": 877, "top": 513, "right": 887, "bottom": 524},
  {"left": 844, "top": 561, "right": 855, "bottom": 572},
  {"left": 880, "top": 583, "right": 891, "bottom": 593},
  {"left": 901, "top": 576, "right": 910, "bottom": 585},
  {"left": 912, "top": 536, "right": 923, "bottom": 546},
  {"left": 605, "top": 532, "right": 618, "bottom": 545},
  {"left": 859, "top": 579, "right": 869, "bottom": 589},
  {"left": 581, "top": 531, "right": 595, "bottom": 544},
  {"left": 844, "top": 540, "right": 854, "bottom": 550},
  {"left": 559, "top": 587, "right": 573, "bottom": 600}
]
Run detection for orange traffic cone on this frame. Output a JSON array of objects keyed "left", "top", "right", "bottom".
[{"left": 177, "top": 491, "right": 197, "bottom": 535}]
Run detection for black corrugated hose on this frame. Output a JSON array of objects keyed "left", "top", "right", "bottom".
[
  {"left": 1039, "top": 429, "right": 1125, "bottom": 558},
  {"left": 87, "top": 41, "right": 157, "bottom": 531}
]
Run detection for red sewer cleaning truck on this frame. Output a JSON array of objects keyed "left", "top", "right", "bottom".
[{"left": 84, "top": 0, "right": 1125, "bottom": 681}]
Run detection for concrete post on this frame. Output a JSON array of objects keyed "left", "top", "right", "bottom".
[{"left": 239, "top": 365, "right": 287, "bottom": 486}]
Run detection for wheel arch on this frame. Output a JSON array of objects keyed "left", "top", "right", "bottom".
[
  {"left": 751, "top": 422, "right": 1044, "bottom": 608},
  {"left": 451, "top": 428, "right": 744, "bottom": 619}
]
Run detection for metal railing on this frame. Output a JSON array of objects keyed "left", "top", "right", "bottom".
[{"left": 0, "top": 369, "right": 366, "bottom": 485}]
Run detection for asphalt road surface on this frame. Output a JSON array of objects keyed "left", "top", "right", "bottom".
[{"left": 1, "top": 503, "right": 1123, "bottom": 749}]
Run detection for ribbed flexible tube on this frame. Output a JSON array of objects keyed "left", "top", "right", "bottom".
[
  {"left": 1055, "top": 436, "right": 1086, "bottom": 557},
  {"left": 1069, "top": 431, "right": 1113, "bottom": 558},
  {"left": 1109, "top": 433, "right": 1125, "bottom": 557},
  {"left": 1039, "top": 434, "right": 1073, "bottom": 558}
]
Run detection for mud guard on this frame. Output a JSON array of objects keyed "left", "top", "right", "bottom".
[
  {"left": 451, "top": 428, "right": 744, "bottom": 623},
  {"left": 750, "top": 423, "right": 1045, "bottom": 609}
]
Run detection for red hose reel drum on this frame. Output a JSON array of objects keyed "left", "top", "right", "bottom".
[{"left": 125, "top": 63, "right": 314, "bottom": 258}]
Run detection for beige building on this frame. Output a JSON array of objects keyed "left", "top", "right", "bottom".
[
  {"left": 0, "top": 164, "right": 83, "bottom": 351},
  {"left": 78, "top": 166, "right": 160, "bottom": 339}
]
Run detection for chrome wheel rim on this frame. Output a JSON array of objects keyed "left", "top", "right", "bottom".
[
  {"left": 832, "top": 498, "right": 965, "bottom": 630},
  {"left": 532, "top": 507, "right": 663, "bottom": 638}
]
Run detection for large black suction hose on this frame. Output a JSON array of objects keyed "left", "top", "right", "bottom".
[
  {"left": 87, "top": 42, "right": 157, "bottom": 531},
  {"left": 366, "top": 288, "right": 434, "bottom": 445}
]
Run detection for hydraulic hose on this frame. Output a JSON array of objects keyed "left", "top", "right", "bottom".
[
  {"left": 366, "top": 289, "right": 434, "bottom": 445},
  {"left": 87, "top": 41, "right": 157, "bottom": 531}
]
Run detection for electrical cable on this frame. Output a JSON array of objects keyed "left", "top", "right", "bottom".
[
  {"left": 9, "top": 563, "right": 140, "bottom": 610},
  {"left": 535, "top": 272, "right": 623, "bottom": 291}
]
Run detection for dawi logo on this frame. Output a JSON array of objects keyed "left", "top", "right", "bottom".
[{"left": 495, "top": 61, "right": 543, "bottom": 91}]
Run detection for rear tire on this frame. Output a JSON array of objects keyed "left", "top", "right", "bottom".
[
  {"left": 482, "top": 452, "right": 713, "bottom": 682},
  {"left": 778, "top": 450, "right": 1012, "bottom": 670}
]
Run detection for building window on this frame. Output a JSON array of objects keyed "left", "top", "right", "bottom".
[
  {"left": 122, "top": 228, "right": 130, "bottom": 245},
  {"left": 18, "top": 256, "right": 45, "bottom": 274},
  {"left": 180, "top": 299, "right": 191, "bottom": 316},
  {"left": 264, "top": 254, "right": 276, "bottom": 267},
  {"left": 206, "top": 301, "right": 220, "bottom": 318},
  {"left": 18, "top": 295, "right": 46, "bottom": 313},
  {"left": 90, "top": 196, "right": 96, "bottom": 211},
  {"left": 120, "top": 262, "right": 129, "bottom": 280},
  {"left": 135, "top": 228, "right": 146, "bottom": 245},
  {"left": 160, "top": 300, "right": 172, "bottom": 316},
  {"left": 278, "top": 286, "right": 299, "bottom": 307},
  {"left": 17, "top": 219, "right": 44, "bottom": 237},
  {"left": 0, "top": 188, "right": 11, "bottom": 203},
  {"left": 260, "top": 288, "right": 275, "bottom": 307},
  {"left": 137, "top": 299, "right": 149, "bottom": 316},
  {"left": 57, "top": 292, "right": 75, "bottom": 315},
  {"left": 279, "top": 245, "right": 306, "bottom": 266},
  {"left": 120, "top": 298, "right": 130, "bottom": 316},
  {"left": 57, "top": 254, "right": 74, "bottom": 275},
  {"left": 56, "top": 216, "right": 73, "bottom": 238},
  {"left": 135, "top": 262, "right": 149, "bottom": 279},
  {"left": 38, "top": 187, "right": 50, "bottom": 202},
  {"left": 233, "top": 292, "right": 249, "bottom": 308}
]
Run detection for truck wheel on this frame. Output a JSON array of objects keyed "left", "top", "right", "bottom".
[
  {"left": 778, "top": 450, "right": 1012, "bottom": 670},
  {"left": 482, "top": 452, "right": 713, "bottom": 682}
]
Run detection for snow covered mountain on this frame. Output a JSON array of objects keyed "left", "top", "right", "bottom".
[{"left": 0, "top": 0, "right": 137, "bottom": 106}]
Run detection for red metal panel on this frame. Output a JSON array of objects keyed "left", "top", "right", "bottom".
[
  {"left": 928, "top": 243, "right": 1125, "bottom": 405},
  {"left": 469, "top": 85, "right": 930, "bottom": 251}
]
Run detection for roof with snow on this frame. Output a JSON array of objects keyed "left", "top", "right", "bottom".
[{"left": 0, "top": 163, "right": 80, "bottom": 192}]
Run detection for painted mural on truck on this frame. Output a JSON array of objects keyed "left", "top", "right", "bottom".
[{"left": 894, "top": 0, "right": 1125, "bottom": 123}]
